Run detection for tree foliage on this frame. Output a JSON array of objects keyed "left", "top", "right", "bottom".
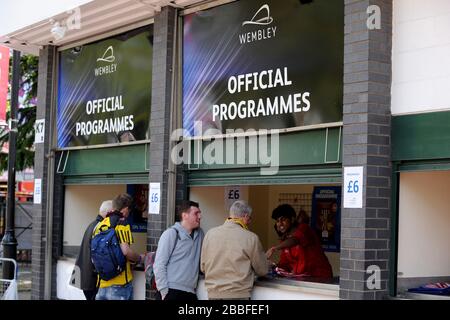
[{"left": 0, "top": 54, "right": 38, "bottom": 172}]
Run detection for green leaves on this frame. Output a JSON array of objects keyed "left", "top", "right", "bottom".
[{"left": 0, "top": 54, "right": 38, "bottom": 172}]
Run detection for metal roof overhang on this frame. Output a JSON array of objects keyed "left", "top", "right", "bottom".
[{"left": 0, "top": 0, "right": 225, "bottom": 55}]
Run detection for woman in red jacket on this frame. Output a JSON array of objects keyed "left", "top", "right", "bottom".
[{"left": 266, "top": 204, "right": 333, "bottom": 278}]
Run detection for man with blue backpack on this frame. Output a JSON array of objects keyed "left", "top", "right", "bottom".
[{"left": 91, "top": 193, "right": 144, "bottom": 300}]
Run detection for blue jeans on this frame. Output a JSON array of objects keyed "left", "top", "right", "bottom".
[{"left": 96, "top": 283, "right": 133, "bottom": 300}]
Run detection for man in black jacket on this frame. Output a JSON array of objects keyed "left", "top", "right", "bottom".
[{"left": 70, "top": 200, "right": 112, "bottom": 300}]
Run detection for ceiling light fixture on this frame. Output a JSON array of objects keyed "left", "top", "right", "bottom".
[{"left": 49, "top": 19, "right": 67, "bottom": 41}]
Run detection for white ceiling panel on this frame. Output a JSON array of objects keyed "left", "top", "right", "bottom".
[{"left": 0, "top": 0, "right": 209, "bottom": 54}]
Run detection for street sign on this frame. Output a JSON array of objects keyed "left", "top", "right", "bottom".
[{"left": 35, "top": 119, "right": 45, "bottom": 144}]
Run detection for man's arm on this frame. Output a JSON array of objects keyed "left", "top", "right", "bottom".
[
  {"left": 120, "top": 242, "right": 141, "bottom": 263},
  {"left": 251, "top": 236, "right": 270, "bottom": 277},
  {"left": 200, "top": 232, "right": 208, "bottom": 274},
  {"left": 153, "top": 230, "right": 176, "bottom": 298},
  {"left": 116, "top": 224, "right": 142, "bottom": 263}
]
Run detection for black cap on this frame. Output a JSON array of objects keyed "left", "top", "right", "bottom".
[{"left": 271, "top": 204, "right": 296, "bottom": 220}]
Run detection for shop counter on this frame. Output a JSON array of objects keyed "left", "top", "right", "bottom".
[
  {"left": 196, "top": 275, "right": 339, "bottom": 300},
  {"left": 57, "top": 258, "right": 339, "bottom": 300},
  {"left": 56, "top": 258, "right": 146, "bottom": 300}
]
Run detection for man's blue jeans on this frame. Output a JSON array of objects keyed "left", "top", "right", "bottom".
[{"left": 96, "top": 282, "right": 133, "bottom": 300}]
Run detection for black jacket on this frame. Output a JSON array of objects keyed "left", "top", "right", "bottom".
[{"left": 71, "top": 215, "right": 103, "bottom": 290}]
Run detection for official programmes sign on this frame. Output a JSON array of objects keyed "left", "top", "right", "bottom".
[
  {"left": 183, "top": 0, "right": 343, "bottom": 135},
  {"left": 57, "top": 27, "right": 153, "bottom": 147}
]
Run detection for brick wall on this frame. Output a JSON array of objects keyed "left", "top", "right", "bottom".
[
  {"left": 340, "top": 0, "right": 393, "bottom": 300},
  {"left": 31, "top": 45, "right": 55, "bottom": 300},
  {"left": 146, "top": 6, "right": 178, "bottom": 299}
]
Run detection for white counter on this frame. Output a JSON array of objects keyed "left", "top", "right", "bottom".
[
  {"left": 57, "top": 258, "right": 339, "bottom": 300},
  {"left": 56, "top": 258, "right": 146, "bottom": 300},
  {"left": 196, "top": 277, "right": 339, "bottom": 300}
]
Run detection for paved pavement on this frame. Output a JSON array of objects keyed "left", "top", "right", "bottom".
[
  {"left": 18, "top": 262, "right": 31, "bottom": 300},
  {"left": 0, "top": 262, "right": 31, "bottom": 300}
]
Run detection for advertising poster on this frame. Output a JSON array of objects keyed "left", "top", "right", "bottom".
[
  {"left": 126, "top": 184, "right": 148, "bottom": 232},
  {"left": 311, "top": 186, "right": 341, "bottom": 252},
  {"left": 183, "top": 0, "right": 343, "bottom": 135},
  {"left": 57, "top": 26, "right": 153, "bottom": 148}
]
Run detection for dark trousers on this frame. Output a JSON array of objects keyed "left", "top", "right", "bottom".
[
  {"left": 83, "top": 289, "right": 98, "bottom": 301},
  {"left": 155, "top": 288, "right": 198, "bottom": 301}
]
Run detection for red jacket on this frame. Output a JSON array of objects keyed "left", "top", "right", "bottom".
[{"left": 278, "top": 223, "right": 333, "bottom": 278}]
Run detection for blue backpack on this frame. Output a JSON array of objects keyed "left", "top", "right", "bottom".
[{"left": 91, "top": 216, "right": 127, "bottom": 281}]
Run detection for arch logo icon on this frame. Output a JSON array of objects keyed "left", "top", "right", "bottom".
[
  {"left": 97, "top": 46, "right": 115, "bottom": 63},
  {"left": 242, "top": 4, "right": 273, "bottom": 26}
]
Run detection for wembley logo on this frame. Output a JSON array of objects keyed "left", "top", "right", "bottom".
[
  {"left": 242, "top": 4, "right": 273, "bottom": 26},
  {"left": 94, "top": 46, "right": 117, "bottom": 76},
  {"left": 97, "top": 46, "right": 115, "bottom": 63},
  {"left": 239, "top": 4, "right": 277, "bottom": 44}
]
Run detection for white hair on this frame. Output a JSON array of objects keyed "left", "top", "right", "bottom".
[
  {"left": 229, "top": 200, "right": 252, "bottom": 218},
  {"left": 99, "top": 200, "right": 113, "bottom": 217}
]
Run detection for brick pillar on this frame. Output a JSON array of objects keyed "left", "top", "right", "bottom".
[
  {"left": 32, "top": 45, "right": 56, "bottom": 300},
  {"left": 50, "top": 165, "right": 65, "bottom": 298},
  {"left": 146, "top": 6, "right": 177, "bottom": 299},
  {"left": 340, "top": 0, "right": 392, "bottom": 300},
  {"left": 176, "top": 165, "right": 188, "bottom": 206}
]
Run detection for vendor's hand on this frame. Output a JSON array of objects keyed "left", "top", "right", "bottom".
[{"left": 266, "top": 246, "right": 276, "bottom": 259}]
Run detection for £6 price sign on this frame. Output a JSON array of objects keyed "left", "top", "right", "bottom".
[
  {"left": 343, "top": 166, "right": 363, "bottom": 208},
  {"left": 225, "top": 186, "right": 242, "bottom": 212},
  {"left": 149, "top": 182, "right": 161, "bottom": 214}
]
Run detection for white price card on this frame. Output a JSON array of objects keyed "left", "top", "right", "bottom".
[
  {"left": 343, "top": 166, "right": 363, "bottom": 208},
  {"left": 148, "top": 182, "right": 161, "bottom": 214},
  {"left": 34, "top": 178, "right": 42, "bottom": 204}
]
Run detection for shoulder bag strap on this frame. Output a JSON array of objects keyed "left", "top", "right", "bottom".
[{"left": 168, "top": 228, "right": 180, "bottom": 260}]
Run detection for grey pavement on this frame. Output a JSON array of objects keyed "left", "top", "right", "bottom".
[
  {"left": 0, "top": 261, "right": 31, "bottom": 300},
  {"left": 17, "top": 262, "right": 31, "bottom": 300}
]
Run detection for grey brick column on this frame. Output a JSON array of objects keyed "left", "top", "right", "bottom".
[
  {"left": 176, "top": 165, "right": 188, "bottom": 207},
  {"left": 32, "top": 45, "right": 56, "bottom": 300},
  {"left": 146, "top": 6, "right": 177, "bottom": 299},
  {"left": 340, "top": 0, "right": 392, "bottom": 300},
  {"left": 50, "top": 165, "right": 65, "bottom": 298}
]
